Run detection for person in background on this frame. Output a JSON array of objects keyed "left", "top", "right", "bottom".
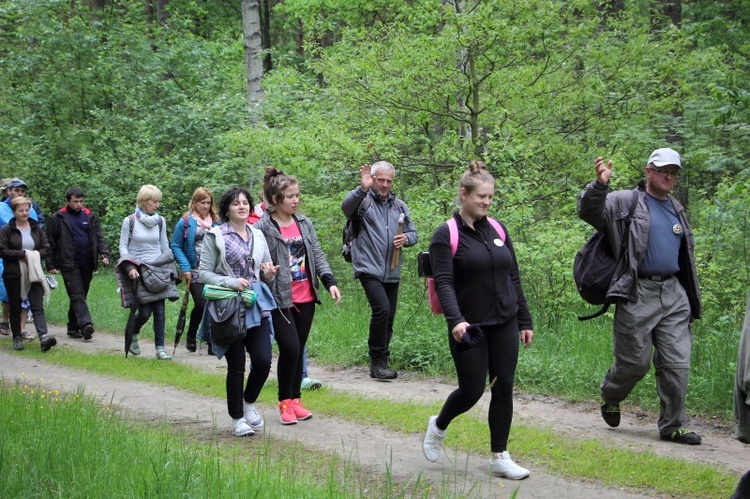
[
  {"left": 422, "top": 161, "right": 533, "bottom": 479},
  {"left": 2, "top": 178, "right": 43, "bottom": 330},
  {"left": 5, "top": 178, "right": 45, "bottom": 227},
  {"left": 256, "top": 167, "right": 341, "bottom": 424},
  {"left": 46, "top": 187, "right": 110, "bottom": 340},
  {"left": 199, "top": 187, "right": 278, "bottom": 437},
  {"left": 578, "top": 148, "right": 702, "bottom": 444},
  {"left": 734, "top": 292, "right": 750, "bottom": 444},
  {"left": 115, "top": 184, "right": 178, "bottom": 360},
  {"left": 341, "top": 161, "right": 417, "bottom": 380},
  {"left": 171, "top": 187, "right": 219, "bottom": 352},
  {"left": 0, "top": 196, "right": 56, "bottom": 352}
]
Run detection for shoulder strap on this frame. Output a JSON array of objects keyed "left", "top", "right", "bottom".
[
  {"left": 127, "top": 214, "right": 135, "bottom": 245},
  {"left": 627, "top": 189, "right": 639, "bottom": 220},
  {"left": 182, "top": 214, "right": 189, "bottom": 239},
  {"left": 447, "top": 217, "right": 506, "bottom": 257},
  {"left": 487, "top": 217, "right": 506, "bottom": 242}
]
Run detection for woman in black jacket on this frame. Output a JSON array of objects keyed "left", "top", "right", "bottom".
[
  {"left": 422, "top": 161, "right": 533, "bottom": 479},
  {"left": 0, "top": 196, "right": 56, "bottom": 351}
]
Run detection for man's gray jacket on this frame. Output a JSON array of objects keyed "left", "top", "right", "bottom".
[
  {"left": 578, "top": 179, "right": 701, "bottom": 320},
  {"left": 341, "top": 186, "right": 417, "bottom": 283}
]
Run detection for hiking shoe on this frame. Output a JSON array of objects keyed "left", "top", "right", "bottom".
[
  {"left": 291, "top": 398, "right": 312, "bottom": 421},
  {"left": 40, "top": 334, "right": 57, "bottom": 352},
  {"left": 279, "top": 399, "right": 297, "bottom": 425},
  {"left": 660, "top": 428, "right": 702, "bottom": 445},
  {"left": 301, "top": 377, "right": 322, "bottom": 390},
  {"left": 232, "top": 418, "right": 255, "bottom": 437},
  {"left": 156, "top": 348, "right": 172, "bottom": 360},
  {"left": 82, "top": 324, "right": 94, "bottom": 341},
  {"left": 601, "top": 402, "right": 621, "bottom": 427},
  {"left": 67, "top": 328, "right": 83, "bottom": 339},
  {"left": 489, "top": 451, "right": 530, "bottom": 480},
  {"left": 186, "top": 335, "right": 197, "bottom": 353},
  {"left": 243, "top": 401, "right": 264, "bottom": 428},
  {"left": 422, "top": 415, "right": 446, "bottom": 463},
  {"left": 22, "top": 330, "right": 35, "bottom": 341},
  {"left": 129, "top": 336, "right": 141, "bottom": 356},
  {"left": 0, "top": 322, "right": 9, "bottom": 336},
  {"left": 13, "top": 336, "right": 24, "bottom": 350},
  {"left": 370, "top": 357, "right": 397, "bottom": 380}
]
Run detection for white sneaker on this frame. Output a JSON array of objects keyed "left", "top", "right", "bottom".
[
  {"left": 243, "top": 401, "right": 264, "bottom": 428},
  {"left": 422, "top": 415, "right": 446, "bottom": 463},
  {"left": 489, "top": 451, "right": 530, "bottom": 480},
  {"left": 232, "top": 418, "right": 255, "bottom": 437}
]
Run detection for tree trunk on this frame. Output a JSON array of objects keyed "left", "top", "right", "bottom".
[
  {"left": 260, "top": 0, "right": 272, "bottom": 72},
  {"left": 242, "top": 0, "right": 265, "bottom": 118}
]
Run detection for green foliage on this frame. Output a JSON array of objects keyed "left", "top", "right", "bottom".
[{"left": 2, "top": 0, "right": 750, "bottom": 422}]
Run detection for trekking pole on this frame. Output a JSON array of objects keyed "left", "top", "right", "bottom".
[{"left": 390, "top": 213, "right": 404, "bottom": 269}]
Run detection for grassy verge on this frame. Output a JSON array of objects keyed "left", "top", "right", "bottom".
[
  {"left": 5, "top": 344, "right": 738, "bottom": 498},
  {"left": 0, "top": 379, "right": 446, "bottom": 498}
]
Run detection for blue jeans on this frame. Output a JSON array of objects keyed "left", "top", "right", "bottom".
[{"left": 133, "top": 299, "right": 166, "bottom": 348}]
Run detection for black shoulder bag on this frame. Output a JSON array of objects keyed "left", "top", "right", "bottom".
[{"left": 206, "top": 231, "right": 254, "bottom": 345}]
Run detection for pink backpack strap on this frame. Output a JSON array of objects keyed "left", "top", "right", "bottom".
[
  {"left": 446, "top": 218, "right": 459, "bottom": 256},
  {"left": 487, "top": 217, "right": 506, "bottom": 242}
]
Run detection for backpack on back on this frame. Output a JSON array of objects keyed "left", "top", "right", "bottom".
[
  {"left": 574, "top": 189, "right": 638, "bottom": 320},
  {"left": 426, "top": 217, "right": 505, "bottom": 315},
  {"left": 341, "top": 196, "right": 372, "bottom": 263}
]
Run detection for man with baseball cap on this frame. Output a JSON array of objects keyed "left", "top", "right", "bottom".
[
  {"left": 578, "top": 147, "right": 702, "bottom": 445},
  {"left": 4, "top": 178, "right": 45, "bottom": 227}
]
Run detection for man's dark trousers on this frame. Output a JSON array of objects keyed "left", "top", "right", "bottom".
[{"left": 62, "top": 264, "right": 94, "bottom": 331}]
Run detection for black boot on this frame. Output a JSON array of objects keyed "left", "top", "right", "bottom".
[
  {"left": 186, "top": 332, "right": 197, "bottom": 353},
  {"left": 369, "top": 356, "right": 397, "bottom": 380}
]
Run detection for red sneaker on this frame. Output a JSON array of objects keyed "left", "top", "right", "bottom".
[
  {"left": 279, "top": 399, "right": 297, "bottom": 425},
  {"left": 291, "top": 398, "right": 312, "bottom": 421}
]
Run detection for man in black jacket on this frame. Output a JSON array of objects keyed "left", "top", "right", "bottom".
[{"left": 46, "top": 187, "right": 110, "bottom": 340}]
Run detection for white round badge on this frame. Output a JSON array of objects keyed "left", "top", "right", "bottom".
[{"left": 494, "top": 238, "right": 504, "bottom": 247}]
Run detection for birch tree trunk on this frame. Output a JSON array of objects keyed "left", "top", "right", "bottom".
[{"left": 242, "top": 0, "right": 265, "bottom": 119}]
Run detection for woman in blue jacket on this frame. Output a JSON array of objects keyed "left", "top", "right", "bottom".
[{"left": 171, "top": 187, "right": 219, "bottom": 352}]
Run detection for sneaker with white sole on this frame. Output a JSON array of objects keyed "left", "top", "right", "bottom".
[
  {"left": 232, "top": 418, "right": 255, "bottom": 437},
  {"left": 291, "top": 398, "right": 312, "bottom": 420},
  {"left": 489, "top": 451, "right": 530, "bottom": 480},
  {"left": 301, "top": 377, "right": 322, "bottom": 390},
  {"left": 156, "top": 348, "right": 172, "bottom": 360},
  {"left": 243, "top": 401, "right": 264, "bottom": 428},
  {"left": 279, "top": 399, "right": 297, "bottom": 425},
  {"left": 422, "top": 415, "right": 446, "bottom": 463}
]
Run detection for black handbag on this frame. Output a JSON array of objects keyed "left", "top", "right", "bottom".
[
  {"left": 206, "top": 229, "right": 255, "bottom": 345},
  {"left": 206, "top": 294, "right": 246, "bottom": 345}
]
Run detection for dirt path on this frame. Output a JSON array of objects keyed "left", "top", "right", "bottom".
[{"left": 2, "top": 324, "right": 747, "bottom": 498}]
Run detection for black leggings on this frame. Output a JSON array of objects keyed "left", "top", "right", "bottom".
[
  {"left": 436, "top": 319, "right": 520, "bottom": 453},
  {"left": 186, "top": 281, "right": 207, "bottom": 340},
  {"left": 224, "top": 317, "right": 272, "bottom": 419},
  {"left": 5, "top": 278, "right": 47, "bottom": 339},
  {"left": 272, "top": 302, "right": 316, "bottom": 401}
]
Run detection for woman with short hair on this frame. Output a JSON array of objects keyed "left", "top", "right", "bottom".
[
  {"left": 199, "top": 187, "right": 278, "bottom": 437},
  {"left": 116, "top": 184, "right": 178, "bottom": 360},
  {"left": 0, "top": 196, "right": 56, "bottom": 351}
]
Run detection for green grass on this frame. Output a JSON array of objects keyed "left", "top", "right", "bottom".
[
  {"left": 0, "top": 379, "right": 448, "bottom": 498},
  {"left": 7, "top": 344, "right": 739, "bottom": 498}
]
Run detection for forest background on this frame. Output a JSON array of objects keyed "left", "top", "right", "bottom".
[{"left": 1, "top": 0, "right": 749, "bottom": 418}]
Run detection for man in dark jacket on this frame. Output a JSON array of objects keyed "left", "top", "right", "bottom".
[
  {"left": 578, "top": 148, "right": 702, "bottom": 445},
  {"left": 46, "top": 187, "right": 110, "bottom": 340},
  {"left": 341, "top": 161, "right": 418, "bottom": 380}
]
